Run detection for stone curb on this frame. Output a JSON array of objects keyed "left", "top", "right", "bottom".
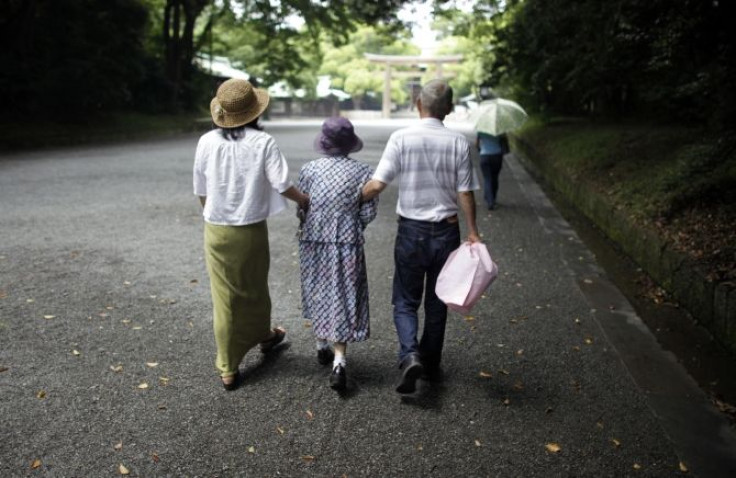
[{"left": 511, "top": 134, "right": 736, "bottom": 354}]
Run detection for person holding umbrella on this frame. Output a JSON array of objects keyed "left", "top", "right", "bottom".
[
  {"left": 469, "top": 93, "right": 527, "bottom": 210},
  {"left": 476, "top": 130, "right": 509, "bottom": 210}
]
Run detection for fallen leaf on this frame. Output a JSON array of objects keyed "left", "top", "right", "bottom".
[
  {"left": 123, "top": 281, "right": 131, "bottom": 286},
  {"left": 572, "top": 346, "right": 581, "bottom": 351},
  {"left": 152, "top": 453, "right": 160, "bottom": 463},
  {"left": 248, "top": 446, "right": 255, "bottom": 454},
  {"left": 474, "top": 439, "right": 482, "bottom": 447},
  {"left": 36, "top": 390, "right": 46, "bottom": 399},
  {"left": 479, "top": 371, "right": 493, "bottom": 379},
  {"left": 119, "top": 464, "right": 130, "bottom": 475},
  {"left": 611, "top": 438, "right": 621, "bottom": 448},
  {"left": 159, "top": 377, "right": 170, "bottom": 385},
  {"left": 499, "top": 369, "right": 510, "bottom": 375},
  {"left": 545, "top": 407, "right": 554, "bottom": 414},
  {"left": 503, "top": 398, "right": 511, "bottom": 406},
  {"left": 632, "top": 463, "right": 641, "bottom": 470},
  {"left": 583, "top": 279, "right": 593, "bottom": 284},
  {"left": 0, "top": 290, "right": 7, "bottom": 299},
  {"left": 43, "top": 315, "right": 55, "bottom": 320},
  {"left": 303, "top": 320, "right": 312, "bottom": 328},
  {"left": 276, "top": 426, "right": 285, "bottom": 435},
  {"left": 190, "top": 279, "right": 198, "bottom": 284},
  {"left": 301, "top": 455, "right": 315, "bottom": 463},
  {"left": 516, "top": 349, "right": 524, "bottom": 356},
  {"left": 30, "top": 459, "right": 41, "bottom": 469},
  {"left": 305, "top": 410, "right": 314, "bottom": 420},
  {"left": 545, "top": 443, "right": 561, "bottom": 453},
  {"left": 27, "top": 298, "right": 35, "bottom": 303},
  {"left": 584, "top": 338, "right": 593, "bottom": 345},
  {"left": 132, "top": 326, "right": 142, "bottom": 330},
  {"left": 596, "top": 421, "right": 604, "bottom": 429},
  {"left": 106, "top": 306, "right": 114, "bottom": 310},
  {"left": 114, "top": 442, "right": 123, "bottom": 451},
  {"left": 416, "top": 444, "right": 423, "bottom": 451},
  {"left": 464, "top": 316, "right": 475, "bottom": 322},
  {"left": 98, "top": 313, "right": 109, "bottom": 318},
  {"left": 137, "top": 382, "right": 149, "bottom": 389},
  {"left": 72, "top": 349, "right": 81, "bottom": 356},
  {"left": 0, "top": 366, "right": 8, "bottom": 373},
  {"left": 110, "top": 365, "right": 123, "bottom": 373},
  {"left": 512, "top": 381, "right": 524, "bottom": 391},
  {"left": 157, "top": 405, "right": 167, "bottom": 410},
  {"left": 679, "top": 461, "right": 688, "bottom": 473},
  {"left": 574, "top": 318, "right": 581, "bottom": 324},
  {"left": 146, "top": 362, "right": 159, "bottom": 368}
]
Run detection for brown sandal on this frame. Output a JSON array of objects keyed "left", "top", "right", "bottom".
[
  {"left": 259, "top": 327, "right": 286, "bottom": 353},
  {"left": 221, "top": 371, "right": 240, "bottom": 391}
]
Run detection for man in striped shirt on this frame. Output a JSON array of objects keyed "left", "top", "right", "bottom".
[{"left": 362, "top": 79, "right": 481, "bottom": 394}]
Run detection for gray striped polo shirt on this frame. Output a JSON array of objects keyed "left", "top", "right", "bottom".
[{"left": 373, "top": 117, "right": 480, "bottom": 222}]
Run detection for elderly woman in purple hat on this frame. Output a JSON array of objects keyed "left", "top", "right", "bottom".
[{"left": 297, "top": 116, "right": 378, "bottom": 391}]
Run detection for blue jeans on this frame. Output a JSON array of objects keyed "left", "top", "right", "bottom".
[
  {"left": 479, "top": 154, "right": 503, "bottom": 208},
  {"left": 392, "top": 216, "right": 461, "bottom": 369}
]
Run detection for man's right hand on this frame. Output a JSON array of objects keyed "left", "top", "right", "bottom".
[{"left": 467, "top": 232, "right": 482, "bottom": 243}]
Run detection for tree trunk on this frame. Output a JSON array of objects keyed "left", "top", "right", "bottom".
[{"left": 163, "top": 0, "right": 209, "bottom": 108}]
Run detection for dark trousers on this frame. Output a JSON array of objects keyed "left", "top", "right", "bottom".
[
  {"left": 479, "top": 154, "right": 504, "bottom": 208},
  {"left": 392, "top": 216, "right": 461, "bottom": 369}
]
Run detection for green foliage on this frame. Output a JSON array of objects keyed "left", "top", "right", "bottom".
[
  {"left": 475, "top": 0, "right": 736, "bottom": 125},
  {"left": 518, "top": 118, "right": 736, "bottom": 220},
  {"left": 0, "top": 0, "right": 152, "bottom": 119},
  {"left": 319, "top": 26, "right": 419, "bottom": 107}
]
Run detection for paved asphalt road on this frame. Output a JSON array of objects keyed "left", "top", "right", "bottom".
[{"left": 1, "top": 119, "right": 735, "bottom": 477}]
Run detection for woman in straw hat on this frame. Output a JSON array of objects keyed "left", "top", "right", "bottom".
[
  {"left": 297, "top": 117, "right": 378, "bottom": 391},
  {"left": 193, "top": 78, "right": 309, "bottom": 390}
]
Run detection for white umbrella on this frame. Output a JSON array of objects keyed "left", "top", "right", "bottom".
[{"left": 469, "top": 98, "right": 528, "bottom": 136}]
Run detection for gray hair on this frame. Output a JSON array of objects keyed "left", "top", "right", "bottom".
[{"left": 419, "top": 80, "right": 453, "bottom": 118}]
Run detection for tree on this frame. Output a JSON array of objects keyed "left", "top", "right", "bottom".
[
  {"left": 0, "top": 0, "right": 151, "bottom": 119},
  {"left": 160, "top": 0, "right": 412, "bottom": 107},
  {"left": 482, "top": 0, "right": 736, "bottom": 124},
  {"left": 319, "top": 25, "right": 419, "bottom": 109}
]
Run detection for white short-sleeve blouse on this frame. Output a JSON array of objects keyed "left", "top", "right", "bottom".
[{"left": 193, "top": 128, "right": 293, "bottom": 225}]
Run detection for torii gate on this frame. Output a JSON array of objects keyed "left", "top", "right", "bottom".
[{"left": 364, "top": 53, "right": 463, "bottom": 118}]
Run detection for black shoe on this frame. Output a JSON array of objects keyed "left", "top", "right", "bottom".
[
  {"left": 330, "top": 364, "right": 346, "bottom": 391},
  {"left": 396, "top": 355, "right": 423, "bottom": 394},
  {"left": 317, "top": 348, "right": 334, "bottom": 366},
  {"left": 420, "top": 366, "right": 443, "bottom": 383}
]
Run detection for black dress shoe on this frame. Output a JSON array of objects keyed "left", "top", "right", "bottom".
[
  {"left": 329, "top": 364, "right": 346, "bottom": 391},
  {"left": 317, "top": 348, "right": 334, "bottom": 366},
  {"left": 420, "top": 366, "right": 443, "bottom": 383},
  {"left": 396, "top": 355, "right": 423, "bottom": 394}
]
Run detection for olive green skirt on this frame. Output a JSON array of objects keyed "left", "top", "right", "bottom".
[{"left": 204, "top": 221, "right": 271, "bottom": 377}]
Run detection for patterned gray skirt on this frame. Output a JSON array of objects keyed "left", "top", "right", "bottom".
[{"left": 299, "top": 241, "right": 370, "bottom": 343}]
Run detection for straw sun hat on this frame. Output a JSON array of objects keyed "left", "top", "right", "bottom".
[{"left": 210, "top": 79, "right": 270, "bottom": 128}]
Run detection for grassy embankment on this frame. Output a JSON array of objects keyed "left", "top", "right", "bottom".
[
  {"left": 517, "top": 117, "right": 735, "bottom": 281},
  {"left": 0, "top": 112, "right": 208, "bottom": 151},
  {"left": 513, "top": 117, "right": 736, "bottom": 350}
]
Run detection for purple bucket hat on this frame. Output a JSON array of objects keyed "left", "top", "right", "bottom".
[{"left": 313, "top": 116, "right": 363, "bottom": 156}]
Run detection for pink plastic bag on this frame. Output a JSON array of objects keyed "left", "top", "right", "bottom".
[{"left": 435, "top": 242, "right": 499, "bottom": 314}]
